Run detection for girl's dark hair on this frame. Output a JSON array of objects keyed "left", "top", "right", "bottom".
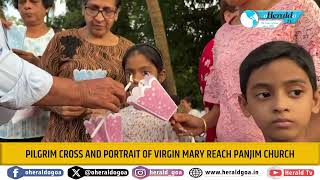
[
  {"left": 122, "top": 44, "right": 164, "bottom": 73},
  {"left": 219, "top": 0, "right": 237, "bottom": 24},
  {"left": 240, "top": 41, "right": 317, "bottom": 97},
  {"left": 13, "top": 0, "right": 55, "bottom": 9},
  {"left": 82, "top": 0, "right": 121, "bottom": 9}
]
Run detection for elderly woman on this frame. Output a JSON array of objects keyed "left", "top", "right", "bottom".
[
  {"left": 0, "top": 0, "right": 55, "bottom": 142},
  {"left": 41, "top": 0, "right": 133, "bottom": 142}
]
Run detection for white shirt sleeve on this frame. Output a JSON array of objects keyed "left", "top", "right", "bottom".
[
  {"left": 0, "top": 47, "right": 53, "bottom": 109},
  {"left": 188, "top": 109, "right": 202, "bottom": 118}
]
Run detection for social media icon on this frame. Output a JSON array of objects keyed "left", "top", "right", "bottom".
[
  {"left": 269, "top": 169, "right": 282, "bottom": 176},
  {"left": 132, "top": 166, "right": 150, "bottom": 179},
  {"left": 68, "top": 166, "right": 85, "bottom": 179},
  {"left": 7, "top": 166, "right": 63, "bottom": 179},
  {"left": 135, "top": 169, "right": 147, "bottom": 178},
  {"left": 13, "top": 168, "right": 19, "bottom": 178},
  {"left": 7, "top": 166, "right": 24, "bottom": 179}
]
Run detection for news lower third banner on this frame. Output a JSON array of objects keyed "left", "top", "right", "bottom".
[{"left": 0, "top": 143, "right": 319, "bottom": 165}]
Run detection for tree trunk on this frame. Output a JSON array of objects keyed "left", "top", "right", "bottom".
[
  {"left": 0, "top": 8, "right": 5, "bottom": 19},
  {"left": 146, "top": 0, "right": 177, "bottom": 95}
]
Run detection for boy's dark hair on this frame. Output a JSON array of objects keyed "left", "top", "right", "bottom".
[
  {"left": 122, "top": 43, "right": 164, "bottom": 73},
  {"left": 14, "top": 0, "right": 54, "bottom": 9},
  {"left": 240, "top": 41, "right": 317, "bottom": 97},
  {"left": 82, "top": 0, "right": 121, "bottom": 9}
]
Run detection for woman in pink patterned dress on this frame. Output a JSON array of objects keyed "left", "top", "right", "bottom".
[
  {"left": 198, "top": 0, "right": 238, "bottom": 142},
  {"left": 172, "top": 0, "right": 320, "bottom": 142}
]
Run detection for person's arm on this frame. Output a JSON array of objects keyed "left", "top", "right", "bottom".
[
  {"left": 170, "top": 105, "right": 220, "bottom": 136},
  {"left": 12, "top": 49, "right": 40, "bottom": 67},
  {"left": 0, "top": 48, "right": 51, "bottom": 109},
  {"left": 0, "top": 48, "right": 125, "bottom": 111},
  {"left": 202, "top": 104, "right": 220, "bottom": 128},
  {"left": 46, "top": 106, "right": 90, "bottom": 121},
  {"left": 36, "top": 77, "right": 125, "bottom": 112}
]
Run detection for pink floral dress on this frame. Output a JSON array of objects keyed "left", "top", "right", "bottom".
[{"left": 204, "top": 0, "right": 320, "bottom": 141}]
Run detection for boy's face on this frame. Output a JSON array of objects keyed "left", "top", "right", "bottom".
[{"left": 239, "top": 58, "right": 320, "bottom": 142}]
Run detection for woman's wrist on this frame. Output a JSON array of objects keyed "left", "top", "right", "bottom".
[
  {"left": 199, "top": 117, "right": 208, "bottom": 137},
  {"left": 76, "top": 81, "right": 88, "bottom": 107}
]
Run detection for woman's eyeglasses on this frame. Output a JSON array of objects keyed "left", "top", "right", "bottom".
[{"left": 85, "top": 6, "right": 117, "bottom": 19}]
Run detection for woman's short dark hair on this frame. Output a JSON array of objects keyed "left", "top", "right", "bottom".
[
  {"left": 13, "top": 0, "right": 55, "bottom": 9},
  {"left": 240, "top": 41, "right": 317, "bottom": 97},
  {"left": 122, "top": 44, "right": 164, "bottom": 73},
  {"left": 82, "top": 0, "right": 121, "bottom": 9}
]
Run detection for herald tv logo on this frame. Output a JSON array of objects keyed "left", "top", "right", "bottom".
[{"left": 268, "top": 167, "right": 314, "bottom": 178}]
